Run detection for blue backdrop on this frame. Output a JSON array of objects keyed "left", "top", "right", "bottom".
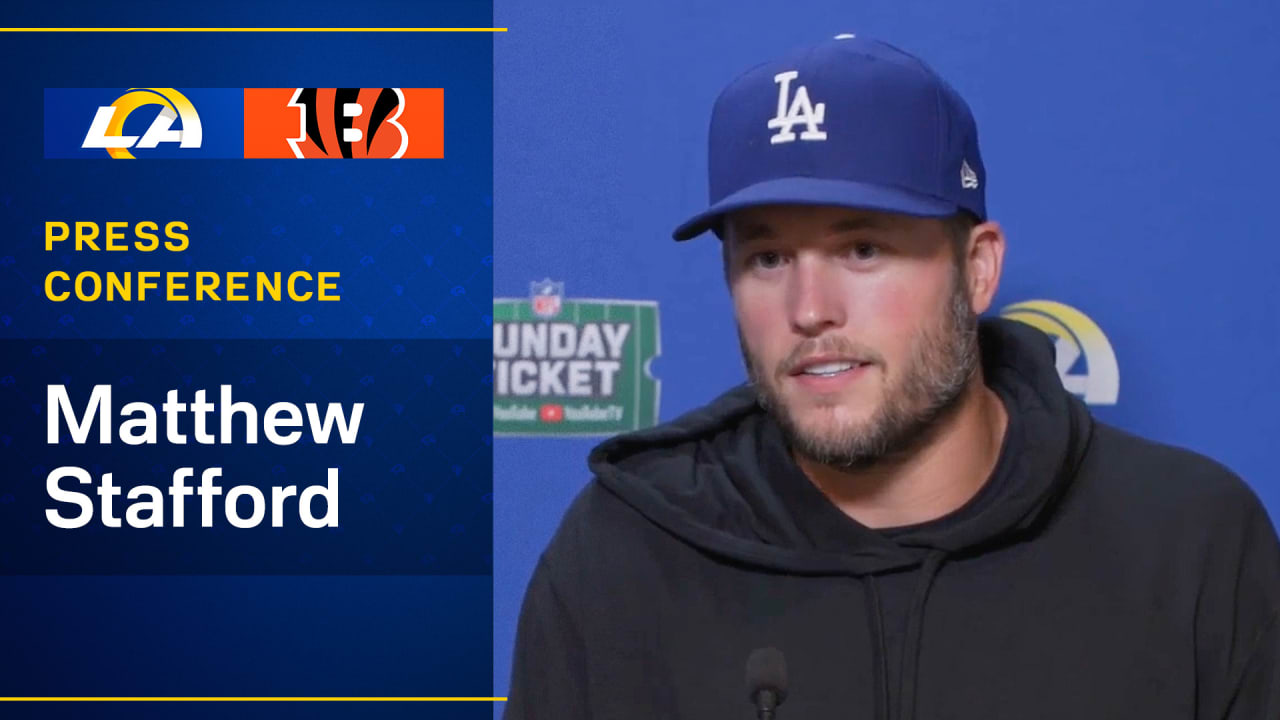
[
  {"left": 491, "top": 0, "right": 1280, "bottom": 710},
  {"left": 1, "top": 1, "right": 494, "bottom": 718}
]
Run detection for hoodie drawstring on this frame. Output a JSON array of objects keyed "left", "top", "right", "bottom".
[
  {"left": 897, "top": 551, "right": 948, "bottom": 720},
  {"left": 863, "top": 578, "right": 891, "bottom": 720}
]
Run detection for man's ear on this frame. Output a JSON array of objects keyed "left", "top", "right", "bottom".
[
  {"left": 721, "top": 236, "right": 733, "bottom": 289},
  {"left": 964, "top": 221, "right": 1005, "bottom": 315}
]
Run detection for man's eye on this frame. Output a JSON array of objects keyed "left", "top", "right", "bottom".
[
  {"left": 850, "top": 242, "right": 878, "bottom": 261},
  {"left": 749, "top": 251, "right": 784, "bottom": 270}
]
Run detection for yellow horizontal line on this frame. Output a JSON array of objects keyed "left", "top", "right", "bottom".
[
  {"left": 0, "top": 691, "right": 506, "bottom": 696},
  {"left": 0, "top": 28, "right": 507, "bottom": 32}
]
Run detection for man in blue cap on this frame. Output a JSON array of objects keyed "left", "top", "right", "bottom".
[{"left": 506, "top": 36, "right": 1279, "bottom": 720}]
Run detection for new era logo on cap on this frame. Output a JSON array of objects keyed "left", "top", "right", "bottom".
[{"left": 673, "top": 34, "right": 987, "bottom": 241}]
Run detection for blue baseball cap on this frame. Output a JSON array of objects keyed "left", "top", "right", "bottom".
[{"left": 672, "top": 34, "right": 987, "bottom": 241}]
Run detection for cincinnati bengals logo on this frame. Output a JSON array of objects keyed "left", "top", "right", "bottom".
[
  {"left": 242, "top": 88, "right": 443, "bottom": 159},
  {"left": 288, "top": 88, "right": 407, "bottom": 159}
]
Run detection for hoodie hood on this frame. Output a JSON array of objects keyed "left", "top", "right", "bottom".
[{"left": 588, "top": 317, "right": 1095, "bottom": 577}]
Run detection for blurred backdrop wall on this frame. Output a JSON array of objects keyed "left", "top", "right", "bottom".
[{"left": 493, "top": 0, "right": 1280, "bottom": 704}]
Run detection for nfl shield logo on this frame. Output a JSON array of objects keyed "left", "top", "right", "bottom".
[{"left": 530, "top": 278, "right": 564, "bottom": 318}]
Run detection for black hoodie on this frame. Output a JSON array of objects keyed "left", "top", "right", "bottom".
[{"left": 505, "top": 319, "right": 1280, "bottom": 720}]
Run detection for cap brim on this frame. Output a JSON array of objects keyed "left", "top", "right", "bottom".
[{"left": 671, "top": 176, "right": 959, "bottom": 241}]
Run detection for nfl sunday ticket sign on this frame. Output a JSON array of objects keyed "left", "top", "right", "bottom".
[{"left": 493, "top": 280, "right": 661, "bottom": 436}]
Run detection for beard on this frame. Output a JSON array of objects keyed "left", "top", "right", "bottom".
[{"left": 741, "top": 270, "right": 980, "bottom": 470}]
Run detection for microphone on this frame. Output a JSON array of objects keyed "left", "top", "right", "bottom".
[{"left": 745, "top": 647, "right": 788, "bottom": 720}]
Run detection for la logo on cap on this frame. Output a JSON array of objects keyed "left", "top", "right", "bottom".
[{"left": 767, "top": 71, "right": 827, "bottom": 144}]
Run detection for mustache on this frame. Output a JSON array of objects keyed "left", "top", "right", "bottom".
[{"left": 776, "top": 335, "right": 884, "bottom": 377}]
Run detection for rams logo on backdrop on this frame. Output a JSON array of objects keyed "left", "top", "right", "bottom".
[
  {"left": 80, "top": 88, "right": 202, "bottom": 159},
  {"left": 1000, "top": 300, "right": 1119, "bottom": 405},
  {"left": 493, "top": 281, "right": 661, "bottom": 436}
]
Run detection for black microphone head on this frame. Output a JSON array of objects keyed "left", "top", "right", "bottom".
[{"left": 745, "top": 647, "right": 788, "bottom": 704}]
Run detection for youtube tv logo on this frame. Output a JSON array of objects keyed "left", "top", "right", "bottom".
[{"left": 539, "top": 404, "right": 565, "bottom": 423}]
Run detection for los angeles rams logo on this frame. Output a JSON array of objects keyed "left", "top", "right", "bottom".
[
  {"left": 80, "top": 88, "right": 202, "bottom": 159},
  {"left": 1000, "top": 300, "right": 1119, "bottom": 406}
]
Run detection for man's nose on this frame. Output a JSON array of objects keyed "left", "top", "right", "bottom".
[{"left": 787, "top": 256, "right": 845, "bottom": 336}]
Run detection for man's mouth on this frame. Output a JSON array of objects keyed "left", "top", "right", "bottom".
[
  {"left": 801, "top": 362, "right": 856, "bottom": 377},
  {"left": 789, "top": 357, "right": 871, "bottom": 378}
]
